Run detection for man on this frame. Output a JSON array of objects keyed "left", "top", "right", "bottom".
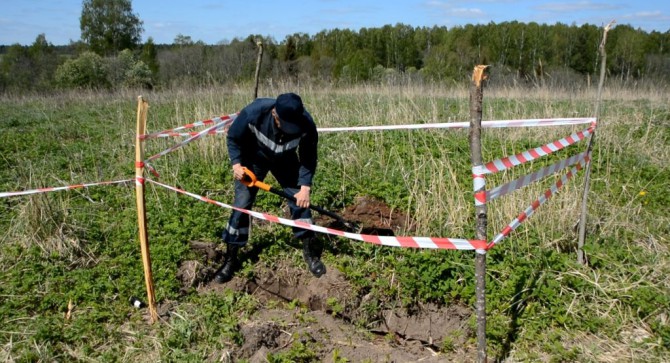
[{"left": 214, "top": 93, "right": 325, "bottom": 283}]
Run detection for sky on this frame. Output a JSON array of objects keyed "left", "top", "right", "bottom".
[{"left": 1, "top": 0, "right": 669, "bottom": 46}]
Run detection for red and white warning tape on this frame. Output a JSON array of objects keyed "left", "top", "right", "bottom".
[
  {"left": 148, "top": 130, "right": 228, "bottom": 138},
  {"left": 472, "top": 171, "right": 486, "bottom": 207},
  {"left": 146, "top": 179, "right": 488, "bottom": 251},
  {"left": 475, "top": 124, "right": 595, "bottom": 175},
  {"left": 140, "top": 114, "right": 238, "bottom": 140},
  {"left": 317, "top": 117, "right": 595, "bottom": 133},
  {"left": 1, "top": 114, "right": 596, "bottom": 253},
  {"left": 0, "top": 179, "right": 133, "bottom": 198},
  {"left": 486, "top": 152, "right": 588, "bottom": 202},
  {"left": 143, "top": 117, "right": 596, "bottom": 136},
  {"left": 144, "top": 113, "right": 238, "bottom": 163},
  {"left": 488, "top": 154, "right": 591, "bottom": 248}
]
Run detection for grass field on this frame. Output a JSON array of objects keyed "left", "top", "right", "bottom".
[{"left": 0, "top": 81, "right": 668, "bottom": 362}]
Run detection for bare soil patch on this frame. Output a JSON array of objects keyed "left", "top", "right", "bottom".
[{"left": 174, "top": 196, "right": 475, "bottom": 362}]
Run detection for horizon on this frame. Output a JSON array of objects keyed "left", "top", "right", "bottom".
[
  {"left": 1, "top": 0, "right": 669, "bottom": 47},
  {"left": 0, "top": 20, "right": 659, "bottom": 48}
]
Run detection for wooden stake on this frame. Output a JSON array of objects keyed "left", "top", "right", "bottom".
[
  {"left": 469, "top": 65, "right": 489, "bottom": 363},
  {"left": 577, "top": 20, "right": 614, "bottom": 264},
  {"left": 134, "top": 96, "right": 158, "bottom": 323},
  {"left": 253, "top": 40, "right": 264, "bottom": 99}
]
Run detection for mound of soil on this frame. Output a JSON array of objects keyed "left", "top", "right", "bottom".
[
  {"left": 172, "top": 196, "right": 475, "bottom": 361},
  {"left": 316, "top": 195, "right": 416, "bottom": 235}
]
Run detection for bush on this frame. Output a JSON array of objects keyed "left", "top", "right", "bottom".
[
  {"left": 55, "top": 51, "right": 109, "bottom": 89},
  {"left": 123, "top": 60, "right": 152, "bottom": 88},
  {"left": 107, "top": 49, "right": 153, "bottom": 89},
  {"left": 55, "top": 50, "right": 153, "bottom": 90}
]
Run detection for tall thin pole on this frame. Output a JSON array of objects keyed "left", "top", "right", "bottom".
[
  {"left": 577, "top": 21, "right": 614, "bottom": 264},
  {"left": 253, "top": 40, "right": 264, "bottom": 99},
  {"left": 135, "top": 96, "right": 158, "bottom": 323},
  {"left": 469, "top": 65, "right": 489, "bottom": 362}
]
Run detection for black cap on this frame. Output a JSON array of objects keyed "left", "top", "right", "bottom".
[{"left": 274, "top": 93, "right": 305, "bottom": 134}]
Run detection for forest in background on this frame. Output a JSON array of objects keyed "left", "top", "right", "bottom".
[{"left": 1, "top": 21, "right": 670, "bottom": 94}]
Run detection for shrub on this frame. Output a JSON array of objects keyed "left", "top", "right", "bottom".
[
  {"left": 55, "top": 51, "right": 109, "bottom": 89},
  {"left": 107, "top": 49, "right": 153, "bottom": 89}
]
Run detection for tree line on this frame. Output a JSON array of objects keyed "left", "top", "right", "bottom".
[{"left": 1, "top": 0, "right": 668, "bottom": 93}]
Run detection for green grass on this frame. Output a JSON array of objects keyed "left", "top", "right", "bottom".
[{"left": 0, "top": 83, "right": 668, "bottom": 361}]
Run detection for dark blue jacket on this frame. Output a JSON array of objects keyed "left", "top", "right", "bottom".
[{"left": 227, "top": 98, "right": 318, "bottom": 186}]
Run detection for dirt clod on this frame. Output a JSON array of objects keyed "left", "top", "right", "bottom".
[
  {"left": 239, "top": 321, "right": 282, "bottom": 359},
  {"left": 176, "top": 260, "right": 207, "bottom": 289}
]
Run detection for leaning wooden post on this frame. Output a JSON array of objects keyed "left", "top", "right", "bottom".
[
  {"left": 253, "top": 40, "right": 264, "bottom": 99},
  {"left": 469, "top": 65, "right": 489, "bottom": 363},
  {"left": 577, "top": 20, "right": 614, "bottom": 264},
  {"left": 135, "top": 96, "right": 158, "bottom": 323}
]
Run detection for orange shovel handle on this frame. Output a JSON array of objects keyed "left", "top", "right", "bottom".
[
  {"left": 240, "top": 167, "right": 359, "bottom": 232},
  {"left": 241, "top": 167, "right": 271, "bottom": 191}
]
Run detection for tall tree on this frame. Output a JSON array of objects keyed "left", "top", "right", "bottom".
[
  {"left": 141, "top": 37, "right": 159, "bottom": 77},
  {"left": 0, "top": 44, "right": 32, "bottom": 91},
  {"left": 609, "top": 25, "right": 647, "bottom": 80},
  {"left": 80, "top": 0, "right": 143, "bottom": 56},
  {"left": 29, "top": 34, "right": 59, "bottom": 90}
]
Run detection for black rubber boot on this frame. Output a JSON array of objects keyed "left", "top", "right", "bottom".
[
  {"left": 302, "top": 237, "right": 326, "bottom": 277},
  {"left": 213, "top": 245, "right": 239, "bottom": 284}
]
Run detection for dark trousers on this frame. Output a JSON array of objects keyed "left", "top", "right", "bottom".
[{"left": 222, "top": 158, "right": 314, "bottom": 246}]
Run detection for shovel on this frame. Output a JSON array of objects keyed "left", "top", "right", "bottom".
[{"left": 240, "top": 167, "right": 360, "bottom": 232}]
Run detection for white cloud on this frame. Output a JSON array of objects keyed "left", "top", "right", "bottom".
[
  {"left": 201, "top": 2, "right": 226, "bottom": 11},
  {"left": 425, "top": 1, "right": 487, "bottom": 20},
  {"left": 622, "top": 11, "right": 669, "bottom": 20},
  {"left": 617, "top": 10, "right": 670, "bottom": 31},
  {"left": 535, "top": 1, "right": 621, "bottom": 13},
  {"left": 450, "top": 8, "right": 485, "bottom": 17}
]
